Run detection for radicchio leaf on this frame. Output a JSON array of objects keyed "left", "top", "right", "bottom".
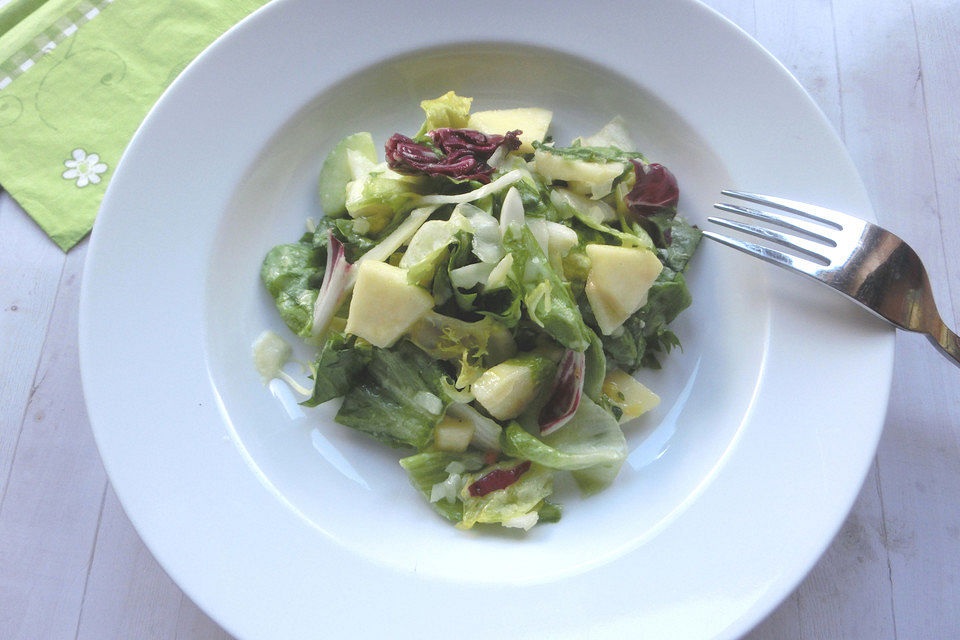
[
  {"left": 468, "top": 460, "right": 531, "bottom": 497},
  {"left": 385, "top": 128, "right": 521, "bottom": 183},
  {"left": 538, "top": 350, "right": 586, "bottom": 435},
  {"left": 624, "top": 161, "right": 680, "bottom": 247},
  {"left": 310, "top": 231, "right": 354, "bottom": 338},
  {"left": 624, "top": 161, "right": 679, "bottom": 217}
]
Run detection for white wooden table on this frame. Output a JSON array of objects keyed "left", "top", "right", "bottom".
[{"left": 2, "top": 1, "right": 958, "bottom": 637}]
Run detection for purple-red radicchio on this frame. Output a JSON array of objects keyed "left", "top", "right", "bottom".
[
  {"left": 623, "top": 160, "right": 679, "bottom": 218},
  {"left": 467, "top": 461, "right": 532, "bottom": 497},
  {"left": 538, "top": 350, "right": 586, "bottom": 436},
  {"left": 385, "top": 128, "right": 521, "bottom": 183}
]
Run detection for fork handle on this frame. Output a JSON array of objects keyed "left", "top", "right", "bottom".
[{"left": 927, "top": 320, "right": 960, "bottom": 368}]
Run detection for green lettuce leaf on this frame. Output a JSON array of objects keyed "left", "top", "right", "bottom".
[
  {"left": 458, "top": 460, "right": 554, "bottom": 529},
  {"left": 658, "top": 215, "right": 702, "bottom": 273},
  {"left": 335, "top": 342, "right": 454, "bottom": 449},
  {"left": 503, "top": 225, "right": 592, "bottom": 352},
  {"left": 537, "top": 500, "right": 563, "bottom": 523},
  {"left": 431, "top": 231, "right": 480, "bottom": 313},
  {"left": 308, "top": 216, "right": 377, "bottom": 263},
  {"left": 345, "top": 170, "right": 426, "bottom": 230},
  {"left": 629, "top": 210, "right": 701, "bottom": 255},
  {"left": 416, "top": 91, "right": 472, "bottom": 137},
  {"left": 406, "top": 311, "right": 516, "bottom": 388},
  {"left": 594, "top": 268, "right": 693, "bottom": 371},
  {"left": 260, "top": 242, "right": 321, "bottom": 338},
  {"left": 582, "top": 329, "right": 606, "bottom": 404},
  {"left": 475, "top": 285, "right": 524, "bottom": 329},
  {"left": 301, "top": 332, "right": 371, "bottom": 407},
  {"left": 552, "top": 187, "right": 654, "bottom": 249},
  {"left": 501, "top": 397, "right": 626, "bottom": 471},
  {"left": 532, "top": 140, "right": 645, "bottom": 164},
  {"left": 399, "top": 451, "right": 484, "bottom": 522}
]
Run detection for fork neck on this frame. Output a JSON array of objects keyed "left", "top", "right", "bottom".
[{"left": 926, "top": 319, "right": 960, "bottom": 368}]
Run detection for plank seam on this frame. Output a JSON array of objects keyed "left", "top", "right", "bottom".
[
  {"left": 874, "top": 455, "right": 901, "bottom": 640},
  {"left": 73, "top": 482, "right": 109, "bottom": 640},
  {"left": 907, "top": 0, "right": 957, "bottom": 322},
  {"left": 0, "top": 257, "right": 68, "bottom": 517}
]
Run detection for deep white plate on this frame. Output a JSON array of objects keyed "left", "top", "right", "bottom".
[{"left": 79, "top": 1, "right": 895, "bottom": 638}]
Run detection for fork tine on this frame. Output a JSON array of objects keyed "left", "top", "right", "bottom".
[
  {"left": 702, "top": 230, "right": 826, "bottom": 277},
  {"left": 720, "top": 190, "right": 860, "bottom": 230},
  {"left": 713, "top": 203, "right": 838, "bottom": 246},
  {"left": 707, "top": 216, "right": 831, "bottom": 265}
]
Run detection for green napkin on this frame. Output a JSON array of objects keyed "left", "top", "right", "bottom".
[{"left": 0, "top": 0, "right": 268, "bottom": 250}]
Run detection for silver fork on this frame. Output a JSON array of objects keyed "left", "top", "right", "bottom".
[{"left": 704, "top": 190, "right": 960, "bottom": 367}]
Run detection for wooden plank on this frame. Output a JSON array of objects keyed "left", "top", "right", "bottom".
[
  {"left": 911, "top": 0, "right": 960, "bottom": 320},
  {"left": 832, "top": 0, "right": 960, "bottom": 638},
  {"left": 0, "top": 194, "right": 66, "bottom": 506},
  {"left": 75, "top": 487, "right": 185, "bottom": 640},
  {"left": 175, "top": 598, "right": 233, "bottom": 640},
  {"left": 0, "top": 241, "right": 110, "bottom": 639},
  {"left": 876, "top": 335, "right": 960, "bottom": 637},
  {"left": 754, "top": 0, "right": 842, "bottom": 132}
]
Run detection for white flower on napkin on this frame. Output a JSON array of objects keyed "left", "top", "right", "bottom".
[{"left": 62, "top": 149, "right": 107, "bottom": 187}]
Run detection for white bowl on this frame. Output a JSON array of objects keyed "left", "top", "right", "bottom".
[{"left": 80, "top": 1, "right": 894, "bottom": 638}]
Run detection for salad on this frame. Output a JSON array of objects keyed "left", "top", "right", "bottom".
[{"left": 256, "top": 92, "right": 700, "bottom": 531}]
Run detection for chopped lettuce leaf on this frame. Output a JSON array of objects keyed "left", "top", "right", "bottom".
[
  {"left": 537, "top": 500, "right": 563, "bottom": 523},
  {"left": 658, "top": 215, "right": 702, "bottom": 273},
  {"left": 551, "top": 187, "right": 654, "bottom": 250},
  {"left": 533, "top": 140, "right": 645, "bottom": 164},
  {"left": 399, "top": 451, "right": 484, "bottom": 522},
  {"left": 345, "top": 165, "right": 426, "bottom": 231},
  {"left": 260, "top": 242, "right": 321, "bottom": 338},
  {"left": 335, "top": 342, "right": 453, "bottom": 449},
  {"left": 575, "top": 116, "right": 636, "bottom": 151},
  {"left": 582, "top": 329, "right": 606, "bottom": 404},
  {"left": 406, "top": 311, "right": 516, "bottom": 388},
  {"left": 416, "top": 91, "right": 472, "bottom": 137},
  {"left": 301, "top": 332, "right": 371, "bottom": 407},
  {"left": 501, "top": 397, "right": 626, "bottom": 471},
  {"left": 457, "top": 203, "right": 503, "bottom": 264},
  {"left": 458, "top": 460, "right": 554, "bottom": 529},
  {"left": 431, "top": 230, "right": 480, "bottom": 313},
  {"left": 502, "top": 224, "right": 592, "bottom": 352},
  {"left": 501, "top": 396, "right": 627, "bottom": 495},
  {"left": 324, "top": 217, "right": 377, "bottom": 261}
]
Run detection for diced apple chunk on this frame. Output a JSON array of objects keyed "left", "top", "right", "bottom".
[
  {"left": 471, "top": 354, "right": 553, "bottom": 421},
  {"left": 467, "top": 108, "right": 552, "bottom": 154},
  {"left": 584, "top": 244, "right": 663, "bottom": 335},
  {"left": 602, "top": 368, "right": 660, "bottom": 423},
  {"left": 534, "top": 149, "right": 627, "bottom": 199},
  {"left": 434, "top": 414, "right": 475, "bottom": 452},
  {"left": 345, "top": 261, "right": 433, "bottom": 348}
]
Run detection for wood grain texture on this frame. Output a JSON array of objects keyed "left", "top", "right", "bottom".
[
  {"left": 0, "top": 241, "right": 107, "bottom": 640},
  {"left": 912, "top": 0, "right": 960, "bottom": 320},
  {"left": 75, "top": 488, "right": 185, "bottom": 640},
  {"left": 75, "top": 487, "right": 230, "bottom": 640},
  {"left": 0, "top": 193, "right": 66, "bottom": 509},
  {"left": 831, "top": 1, "right": 960, "bottom": 638},
  {"left": 1, "top": 1, "right": 958, "bottom": 638}
]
